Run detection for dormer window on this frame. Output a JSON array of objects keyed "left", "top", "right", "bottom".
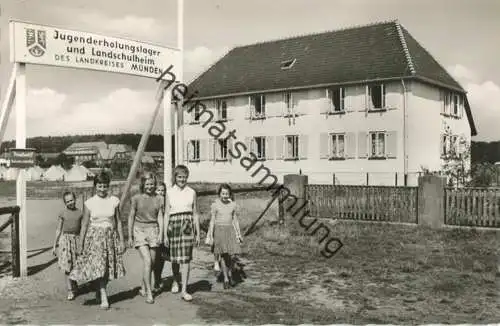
[{"left": 280, "top": 59, "right": 296, "bottom": 70}]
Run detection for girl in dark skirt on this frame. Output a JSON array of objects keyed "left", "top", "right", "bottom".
[
  {"left": 206, "top": 184, "right": 243, "bottom": 289},
  {"left": 154, "top": 181, "right": 168, "bottom": 292},
  {"left": 164, "top": 165, "right": 200, "bottom": 301}
]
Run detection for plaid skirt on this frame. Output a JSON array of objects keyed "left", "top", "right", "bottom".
[
  {"left": 166, "top": 213, "right": 194, "bottom": 264},
  {"left": 57, "top": 233, "right": 79, "bottom": 273},
  {"left": 69, "top": 225, "right": 126, "bottom": 283}
]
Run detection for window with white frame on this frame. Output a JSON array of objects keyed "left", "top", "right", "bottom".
[
  {"left": 330, "top": 133, "right": 345, "bottom": 158},
  {"left": 284, "top": 92, "right": 293, "bottom": 115},
  {"left": 443, "top": 92, "right": 463, "bottom": 118},
  {"left": 189, "top": 140, "right": 200, "bottom": 161},
  {"left": 369, "top": 131, "right": 386, "bottom": 158},
  {"left": 328, "top": 88, "right": 345, "bottom": 112},
  {"left": 253, "top": 136, "right": 266, "bottom": 159},
  {"left": 285, "top": 135, "right": 299, "bottom": 159},
  {"left": 216, "top": 99, "right": 227, "bottom": 120},
  {"left": 217, "top": 138, "right": 228, "bottom": 160},
  {"left": 251, "top": 94, "right": 266, "bottom": 118},
  {"left": 368, "top": 84, "right": 386, "bottom": 110}
]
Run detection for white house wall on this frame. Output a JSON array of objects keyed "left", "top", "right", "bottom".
[
  {"left": 407, "top": 81, "right": 471, "bottom": 175},
  {"left": 183, "top": 81, "right": 422, "bottom": 186}
]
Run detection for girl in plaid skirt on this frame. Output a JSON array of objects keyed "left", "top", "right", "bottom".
[
  {"left": 69, "top": 172, "right": 126, "bottom": 310},
  {"left": 52, "top": 191, "right": 83, "bottom": 300},
  {"left": 164, "top": 165, "right": 200, "bottom": 302}
]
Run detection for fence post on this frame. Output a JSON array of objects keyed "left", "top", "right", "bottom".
[
  {"left": 366, "top": 173, "right": 369, "bottom": 186},
  {"left": 417, "top": 175, "right": 446, "bottom": 228},
  {"left": 332, "top": 173, "right": 336, "bottom": 186},
  {"left": 281, "top": 174, "right": 309, "bottom": 224},
  {"left": 395, "top": 172, "right": 398, "bottom": 186},
  {"left": 11, "top": 210, "right": 20, "bottom": 277}
]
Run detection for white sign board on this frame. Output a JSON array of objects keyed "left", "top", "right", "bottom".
[{"left": 9, "top": 20, "right": 181, "bottom": 80}]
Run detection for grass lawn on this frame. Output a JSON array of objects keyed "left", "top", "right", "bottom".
[{"left": 194, "top": 198, "right": 500, "bottom": 324}]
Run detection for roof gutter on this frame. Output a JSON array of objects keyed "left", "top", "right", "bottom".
[
  {"left": 180, "top": 76, "right": 414, "bottom": 102},
  {"left": 181, "top": 75, "right": 467, "bottom": 103},
  {"left": 401, "top": 79, "right": 409, "bottom": 185}
]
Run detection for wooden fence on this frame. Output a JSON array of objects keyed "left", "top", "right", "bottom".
[
  {"left": 445, "top": 187, "right": 500, "bottom": 227},
  {"left": 306, "top": 184, "right": 419, "bottom": 223},
  {"left": 0, "top": 206, "right": 20, "bottom": 277}
]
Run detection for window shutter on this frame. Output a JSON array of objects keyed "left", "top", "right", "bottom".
[
  {"left": 440, "top": 135, "right": 445, "bottom": 157},
  {"left": 244, "top": 137, "right": 251, "bottom": 154},
  {"left": 345, "top": 132, "right": 356, "bottom": 158},
  {"left": 440, "top": 90, "right": 445, "bottom": 114},
  {"left": 227, "top": 138, "right": 233, "bottom": 161},
  {"left": 300, "top": 134, "right": 308, "bottom": 160},
  {"left": 200, "top": 139, "right": 208, "bottom": 161},
  {"left": 209, "top": 138, "right": 215, "bottom": 161},
  {"left": 246, "top": 96, "right": 252, "bottom": 119},
  {"left": 459, "top": 95, "right": 464, "bottom": 119},
  {"left": 321, "top": 89, "right": 330, "bottom": 114},
  {"left": 215, "top": 139, "right": 221, "bottom": 160},
  {"left": 185, "top": 109, "right": 192, "bottom": 124},
  {"left": 386, "top": 131, "right": 398, "bottom": 158},
  {"left": 358, "top": 131, "right": 368, "bottom": 158},
  {"left": 266, "top": 136, "right": 275, "bottom": 160},
  {"left": 275, "top": 136, "right": 284, "bottom": 160},
  {"left": 184, "top": 140, "right": 189, "bottom": 161},
  {"left": 320, "top": 133, "right": 329, "bottom": 159}
]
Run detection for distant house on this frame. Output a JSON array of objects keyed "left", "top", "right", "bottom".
[
  {"left": 144, "top": 151, "right": 164, "bottom": 166},
  {"left": 63, "top": 141, "right": 133, "bottom": 166},
  {"left": 96, "top": 144, "right": 134, "bottom": 166},
  {"left": 63, "top": 141, "right": 108, "bottom": 165}
]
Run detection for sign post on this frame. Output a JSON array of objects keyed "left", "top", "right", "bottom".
[{"left": 1, "top": 19, "right": 181, "bottom": 277}]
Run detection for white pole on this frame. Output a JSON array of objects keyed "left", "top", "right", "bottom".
[
  {"left": 15, "top": 62, "right": 27, "bottom": 277},
  {"left": 164, "top": 89, "right": 172, "bottom": 185},
  {"left": 177, "top": 0, "right": 184, "bottom": 165}
]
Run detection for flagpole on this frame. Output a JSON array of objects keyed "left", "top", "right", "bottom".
[{"left": 176, "top": 0, "right": 184, "bottom": 166}]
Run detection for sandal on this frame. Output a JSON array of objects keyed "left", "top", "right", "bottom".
[
  {"left": 171, "top": 282, "right": 179, "bottom": 293},
  {"left": 181, "top": 292, "right": 192, "bottom": 302},
  {"left": 138, "top": 288, "right": 146, "bottom": 297},
  {"left": 67, "top": 291, "right": 75, "bottom": 301},
  {"left": 145, "top": 296, "right": 155, "bottom": 304},
  {"left": 100, "top": 301, "right": 110, "bottom": 310},
  {"left": 223, "top": 282, "right": 230, "bottom": 290}
]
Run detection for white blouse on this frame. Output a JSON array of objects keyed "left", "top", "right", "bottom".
[
  {"left": 85, "top": 195, "right": 120, "bottom": 228},
  {"left": 167, "top": 185, "right": 195, "bottom": 215}
]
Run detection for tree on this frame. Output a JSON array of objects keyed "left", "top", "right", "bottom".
[
  {"left": 56, "top": 153, "right": 74, "bottom": 170},
  {"left": 469, "top": 162, "right": 497, "bottom": 187},
  {"left": 441, "top": 123, "right": 471, "bottom": 187}
]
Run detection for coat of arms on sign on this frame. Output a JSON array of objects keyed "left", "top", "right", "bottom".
[{"left": 25, "top": 28, "right": 47, "bottom": 57}]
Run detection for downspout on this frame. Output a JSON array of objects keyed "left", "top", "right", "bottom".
[{"left": 401, "top": 79, "right": 408, "bottom": 186}]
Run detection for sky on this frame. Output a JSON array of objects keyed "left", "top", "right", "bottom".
[{"left": 0, "top": 0, "right": 499, "bottom": 142}]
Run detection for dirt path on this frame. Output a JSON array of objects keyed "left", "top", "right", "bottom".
[
  {"left": 0, "top": 198, "right": 224, "bottom": 325},
  {"left": 0, "top": 246, "right": 218, "bottom": 325}
]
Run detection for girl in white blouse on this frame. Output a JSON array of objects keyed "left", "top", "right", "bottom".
[
  {"left": 69, "top": 171, "right": 126, "bottom": 309},
  {"left": 164, "top": 165, "right": 200, "bottom": 302}
]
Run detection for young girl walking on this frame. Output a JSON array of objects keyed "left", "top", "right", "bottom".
[
  {"left": 154, "top": 181, "right": 167, "bottom": 293},
  {"left": 52, "top": 191, "right": 83, "bottom": 300},
  {"left": 164, "top": 165, "right": 200, "bottom": 302},
  {"left": 206, "top": 184, "right": 243, "bottom": 289},
  {"left": 127, "top": 172, "right": 164, "bottom": 304},
  {"left": 69, "top": 171, "right": 126, "bottom": 310}
]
